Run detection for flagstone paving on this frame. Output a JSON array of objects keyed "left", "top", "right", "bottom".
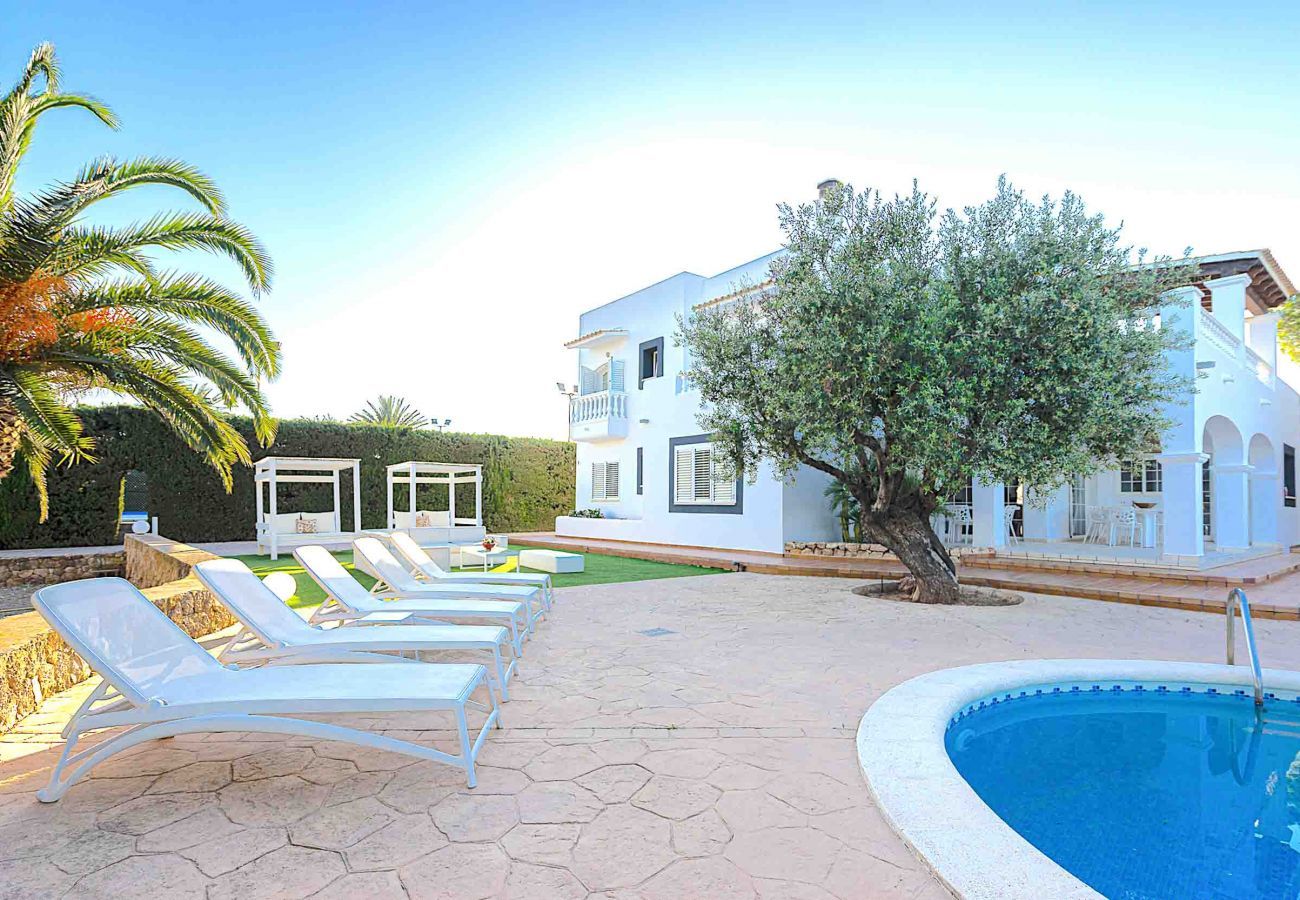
[{"left": 5, "top": 572, "right": 1300, "bottom": 898}]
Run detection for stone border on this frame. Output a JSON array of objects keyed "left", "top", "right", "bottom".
[
  {"left": 856, "top": 659, "right": 1300, "bottom": 899},
  {"left": 0, "top": 534, "right": 237, "bottom": 733},
  {"left": 785, "top": 541, "right": 993, "bottom": 561},
  {"left": 0, "top": 548, "right": 123, "bottom": 588}
]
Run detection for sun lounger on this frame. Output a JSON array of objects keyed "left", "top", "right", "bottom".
[
  {"left": 351, "top": 537, "right": 545, "bottom": 631},
  {"left": 387, "top": 531, "right": 553, "bottom": 611},
  {"left": 295, "top": 544, "right": 531, "bottom": 649},
  {"left": 194, "top": 558, "right": 517, "bottom": 699},
  {"left": 31, "top": 578, "right": 500, "bottom": 800}
]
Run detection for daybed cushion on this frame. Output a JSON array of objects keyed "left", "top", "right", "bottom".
[
  {"left": 265, "top": 512, "right": 334, "bottom": 535},
  {"left": 394, "top": 510, "right": 452, "bottom": 529}
]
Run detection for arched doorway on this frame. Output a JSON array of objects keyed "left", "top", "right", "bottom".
[
  {"left": 1248, "top": 433, "right": 1279, "bottom": 546},
  {"left": 1201, "top": 416, "right": 1247, "bottom": 549}
]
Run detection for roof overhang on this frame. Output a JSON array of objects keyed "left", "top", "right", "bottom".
[
  {"left": 1191, "top": 249, "right": 1295, "bottom": 312},
  {"left": 564, "top": 328, "right": 629, "bottom": 350},
  {"left": 693, "top": 279, "right": 775, "bottom": 311}
]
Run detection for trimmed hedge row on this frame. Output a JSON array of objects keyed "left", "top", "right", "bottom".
[{"left": 0, "top": 406, "right": 575, "bottom": 549}]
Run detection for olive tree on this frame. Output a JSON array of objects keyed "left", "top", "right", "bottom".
[{"left": 678, "top": 178, "right": 1195, "bottom": 603}]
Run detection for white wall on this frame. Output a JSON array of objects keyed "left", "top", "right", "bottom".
[{"left": 566, "top": 251, "right": 837, "bottom": 553}]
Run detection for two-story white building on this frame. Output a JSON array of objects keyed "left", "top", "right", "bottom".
[{"left": 556, "top": 240, "right": 1300, "bottom": 569}]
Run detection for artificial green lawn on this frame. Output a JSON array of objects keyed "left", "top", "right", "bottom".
[{"left": 231, "top": 542, "right": 724, "bottom": 610}]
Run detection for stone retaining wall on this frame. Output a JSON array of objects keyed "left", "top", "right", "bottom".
[
  {"left": 0, "top": 550, "right": 124, "bottom": 588},
  {"left": 785, "top": 541, "right": 994, "bottom": 561},
  {"left": 0, "top": 534, "right": 238, "bottom": 733}
]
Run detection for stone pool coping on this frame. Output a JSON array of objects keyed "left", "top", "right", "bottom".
[{"left": 856, "top": 658, "right": 1300, "bottom": 900}]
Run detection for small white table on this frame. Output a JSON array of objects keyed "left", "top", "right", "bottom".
[{"left": 460, "top": 546, "right": 512, "bottom": 571}]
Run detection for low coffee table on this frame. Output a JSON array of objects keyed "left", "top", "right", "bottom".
[{"left": 460, "top": 545, "right": 512, "bottom": 571}]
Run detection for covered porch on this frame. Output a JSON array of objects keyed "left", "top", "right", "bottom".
[{"left": 932, "top": 412, "right": 1287, "bottom": 568}]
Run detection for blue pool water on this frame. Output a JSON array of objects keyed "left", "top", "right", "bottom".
[{"left": 946, "top": 684, "right": 1300, "bottom": 900}]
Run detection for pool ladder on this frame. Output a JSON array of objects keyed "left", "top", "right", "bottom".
[{"left": 1225, "top": 588, "right": 1265, "bottom": 707}]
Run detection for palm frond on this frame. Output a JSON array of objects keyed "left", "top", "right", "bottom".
[
  {"left": 350, "top": 395, "right": 428, "bottom": 428},
  {"left": 66, "top": 275, "right": 281, "bottom": 377},
  {"left": 0, "top": 368, "right": 94, "bottom": 460},
  {"left": 55, "top": 212, "right": 272, "bottom": 292}
]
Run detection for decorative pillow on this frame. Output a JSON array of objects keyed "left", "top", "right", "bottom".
[
  {"left": 415, "top": 513, "right": 433, "bottom": 527},
  {"left": 295, "top": 516, "right": 318, "bottom": 534}
]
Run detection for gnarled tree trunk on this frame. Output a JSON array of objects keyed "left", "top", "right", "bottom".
[{"left": 861, "top": 488, "right": 960, "bottom": 604}]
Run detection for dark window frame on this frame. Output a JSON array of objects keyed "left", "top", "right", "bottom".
[
  {"left": 667, "top": 433, "right": 744, "bottom": 515},
  {"left": 638, "top": 337, "right": 664, "bottom": 389},
  {"left": 636, "top": 447, "right": 644, "bottom": 495},
  {"left": 1286, "top": 444, "right": 1296, "bottom": 508}
]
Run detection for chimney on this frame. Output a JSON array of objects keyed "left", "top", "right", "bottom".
[{"left": 817, "top": 178, "right": 843, "bottom": 201}]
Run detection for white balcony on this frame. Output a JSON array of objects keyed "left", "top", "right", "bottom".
[{"left": 569, "top": 389, "right": 628, "bottom": 442}]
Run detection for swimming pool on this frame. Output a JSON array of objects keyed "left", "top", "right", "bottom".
[
  {"left": 857, "top": 660, "right": 1300, "bottom": 900},
  {"left": 948, "top": 684, "right": 1300, "bottom": 899}
]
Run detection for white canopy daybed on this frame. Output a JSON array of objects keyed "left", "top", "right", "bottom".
[
  {"left": 255, "top": 457, "right": 361, "bottom": 560},
  {"left": 386, "top": 461, "right": 483, "bottom": 530}
]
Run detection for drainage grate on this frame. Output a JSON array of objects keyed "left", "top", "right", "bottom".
[{"left": 638, "top": 627, "right": 675, "bottom": 637}]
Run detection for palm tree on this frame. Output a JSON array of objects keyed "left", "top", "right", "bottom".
[
  {"left": 0, "top": 44, "right": 278, "bottom": 519},
  {"left": 349, "top": 395, "right": 427, "bottom": 428}
]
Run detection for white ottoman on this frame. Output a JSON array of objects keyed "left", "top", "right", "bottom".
[{"left": 518, "top": 549, "right": 584, "bottom": 574}]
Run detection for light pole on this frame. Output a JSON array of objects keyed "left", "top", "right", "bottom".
[{"left": 430, "top": 417, "right": 452, "bottom": 432}]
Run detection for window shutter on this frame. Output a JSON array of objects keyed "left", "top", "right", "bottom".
[
  {"left": 591, "top": 462, "right": 605, "bottom": 501},
  {"left": 674, "top": 447, "right": 694, "bottom": 504},
  {"left": 579, "top": 366, "right": 598, "bottom": 395},
  {"left": 606, "top": 462, "right": 619, "bottom": 499},
  {"left": 610, "top": 360, "right": 626, "bottom": 392},
  {"left": 693, "top": 447, "right": 712, "bottom": 500},
  {"left": 714, "top": 468, "right": 736, "bottom": 504}
]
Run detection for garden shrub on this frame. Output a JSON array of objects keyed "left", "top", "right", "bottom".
[{"left": 1, "top": 406, "right": 575, "bottom": 549}]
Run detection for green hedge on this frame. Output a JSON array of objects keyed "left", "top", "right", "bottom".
[{"left": 0, "top": 406, "right": 575, "bottom": 549}]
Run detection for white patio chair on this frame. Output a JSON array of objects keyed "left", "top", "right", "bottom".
[
  {"left": 388, "top": 532, "right": 553, "bottom": 612},
  {"left": 194, "top": 559, "right": 517, "bottom": 700},
  {"left": 946, "top": 505, "right": 973, "bottom": 545},
  {"left": 296, "top": 545, "right": 530, "bottom": 649},
  {"left": 1110, "top": 507, "right": 1140, "bottom": 547},
  {"left": 352, "top": 537, "right": 545, "bottom": 632},
  {"left": 1003, "top": 504, "right": 1020, "bottom": 545},
  {"left": 31, "top": 578, "right": 500, "bottom": 801},
  {"left": 1085, "top": 507, "right": 1109, "bottom": 544}
]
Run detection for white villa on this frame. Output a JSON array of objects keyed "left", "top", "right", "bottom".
[{"left": 556, "top": 222, "right": 1300, "bottom": 567}]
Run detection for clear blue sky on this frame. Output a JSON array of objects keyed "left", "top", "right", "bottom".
[{"left": 7, "top": 2, "right": 1299, "bottom": 438}]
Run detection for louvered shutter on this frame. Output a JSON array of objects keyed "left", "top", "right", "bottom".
[
  {"left": 674, "top": 447, "right": 694, "bottom": 504},
  {"left": 713, "top": 466, "right": 736, "bottom": 504},
  {"left": 579, "top": 366, "right": 598, "bottom": 395},
  {"left": 605, "top": 462, "right": 620, "bottom": 499},
  {"left": 693, "top": 447, "right": 712, "bottom": 500},
  {"left": 609, "top": 360, "right": 626, "bottom": 392},
  {"left": 591, "top": 462, "right": 605, "bottom": 501}
]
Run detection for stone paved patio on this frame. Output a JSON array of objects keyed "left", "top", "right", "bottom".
[{"left": 5, "top": 572, "right": 1300, "bottom": 898}]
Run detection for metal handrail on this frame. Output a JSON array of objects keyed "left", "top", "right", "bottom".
[{"left": 1226, "top": 588, "right": 1264, "bottom": 707}]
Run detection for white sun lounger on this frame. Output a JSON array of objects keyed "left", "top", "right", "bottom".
[
  {"left": 387, "top": 532, "right": 554, "bottom": 612},
  {"left": 295, "top": 544, "right": 531, "bottom": 649},
  {"left": 31, "top": 578, "right": 500, "bottom": 800},
  {"left": 193, "top": 558, "right": 518, "bottom": 700},
  {"left": 351, "top": 537, "right": 546, "bottom": 632}
]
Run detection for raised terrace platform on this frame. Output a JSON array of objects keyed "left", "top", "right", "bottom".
[{"left": 511, "top": 533, "right": 1300, "bottom": 620}]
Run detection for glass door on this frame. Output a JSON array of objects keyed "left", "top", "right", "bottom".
[{"left": 1070, "top": 474, "right": 1087, "bottom": 537}]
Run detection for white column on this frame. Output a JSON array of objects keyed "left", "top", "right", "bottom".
[
  {"left": 1213, "top": 463, "right": 1253, "bottom": 549},
  {"left": 1250, "top": 470, "right": 1280, "bottom": 546},
  {"left": 1206, "top": 273, "right": 1251, "bottom": 343},
  {"left": 971, "top": 479, "right": 1007, "bottom": 548},
  {"left": 475, "top": 470, "right": 483, "bottom": 526},
  {"left": 386, "top": 469, "right": 394, "bottom": 529},
  {"left": 352, "top": 461, "right": 361, "bottom": 534},
  {"left": 332, "top": 470, "right": 341, "bottom": 533},
  {"left": 1157, "top": 452, "right": 1207, "bottom": 558},
  {"left": 448, "top": 472, "right": 457, "bottom": 523},
  {"left": 1159, "top": 286, "right": 1202, "bottom": 453},
  {"left": 408, "top": 462, "right": 417, "bottom": 523},
  {"left": 255, "top": 471, "right": 265, "bottom": 552},
  {"left": 1022, "top": 484, "right": 1070, "bottom": 541},
  {"left": 1247, "top": 310, "right": 1280, "bottom": 369}
]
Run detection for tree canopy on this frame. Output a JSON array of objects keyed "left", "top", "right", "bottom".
[{"left": 679, "top": 178, "right": 1196, "bottom": 602}]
